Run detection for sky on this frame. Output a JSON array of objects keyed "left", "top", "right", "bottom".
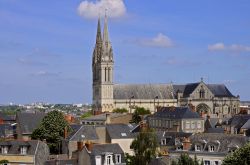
[{"left": 0, "top": 0, "right": 250, "bottom": 104}]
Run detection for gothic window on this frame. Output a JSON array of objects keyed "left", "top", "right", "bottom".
[
  {"left": 105, "top": 67, "right": 107, "bottom": 82},
  {"left": 108, "top": 68, "right": 110, "bottom": 82},
  {"left": 199, "top": 86, "right": 205, "bottom": 99}
]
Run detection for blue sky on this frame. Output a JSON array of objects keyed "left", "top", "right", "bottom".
[{"left": 0, "top": 0, "right": 250, "bottom": 104}]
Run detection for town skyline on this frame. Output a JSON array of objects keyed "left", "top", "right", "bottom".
[{"left": 1, "top": 0, "right": 250, "bottom": 104}]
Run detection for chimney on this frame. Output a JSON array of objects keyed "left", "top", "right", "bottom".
[
  {"left": 182, "top": 137, "right": 191, "bottom": 151},
  {"left": 85, "top": 141, "right": 93, "bottom": 151},
  {"left": 139, "top": 121, "right": 148, "bottom": 131},
  {"left": 64, "top": 127, "right": 68, "bottom": 139},
  {"left": 106, "top": 113, "right": 111, "bottom": 124},
  {"left": 77, "top": 141, "right": 84, "bottom": 151}
]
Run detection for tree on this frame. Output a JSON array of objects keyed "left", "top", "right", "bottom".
[
  {"left": 222, "top": 143, "right": 250, "bottom": 165},
  {"left": 171, "top": 154, "right": 203, "bottom": 165},
  {"left": 31, "top": 110, "right": 71, "bottom": 154},
  {"left": 129, "top": 127, "right": 159, "bottom": 165},
  {"left": 0, "top": 160, "right": 9, "bottom": 164},
  {"left": 130, "top": 107, "right": 151, "bottom": 124},
  {"left": 113, "top": 108, "right": 128, "bottom": 113},
  {"left": 80, "top": 111, "right": 92, "bottom": 119}
]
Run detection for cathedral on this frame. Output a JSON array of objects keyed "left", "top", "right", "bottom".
[{"left": 92, "top": 16, "right": 240, "bottom": 117}]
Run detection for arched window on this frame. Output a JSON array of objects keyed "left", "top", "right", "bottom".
[
  {"left": 199, "top": 86, "right": 205, "bottom": 99},
  {"left": 104, "top": 67, "right": 107, "bottom": 82}
]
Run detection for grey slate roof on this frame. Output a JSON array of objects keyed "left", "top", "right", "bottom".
[
  {"left": 189, "top": 133, "right": 248, "bottom": 153},
  {"left": 68, "top": 125, "right": 99, "bottom": 141},
  {"left": 228, "top": 114, "right": 250, "bottom": 128},
  {"left": 0, "top": 124, "right": 14, "bottom": 138},
  {"left": 205, "top": 128, "right": 225, "bottom": 133},
  {"left": 113, "top": 84, "right": 174, "bottom": 100},
  {"left": 0, "top": 140, "right": 41, "bottom": 155},
  {"left": 153, "top": 107, "right": 201, "bottom": 119},
  {"left": 173, "top": 83, "right": 235, "bottom": 98},
  {"left": 0, "top": 112, "right": 13, "bottom": 121},
  {"left": 106, "top": 123, "right": 137, "bottom": 139},
  {"left": 207, "top": 84, "right": 235, "bottom": 97},
  {"left": 17, "top": 112, "right": 46, "bottom": 134},
  {"left": 90, "top": 143, "right": 124, "bottom": 155},
  {"left": 241, "top": 119, "right": 250, "bottom": 129}
]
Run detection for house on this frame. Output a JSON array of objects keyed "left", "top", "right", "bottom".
[
  {"left": 169, "top": 133, "right": 249, "bottom": 165},
  {"left": 148, "top": 107, "right": 204, "bottom": 133},
  {"left": 223, "top": 114, "right": 250, "bottom": 135},
  {"left": 77, "top": 142, "right": 126, "bottom": 165},
  {"left": 106, "top": 123, "right": 138, "bottom": 155},
  {"left": 0, "top": 112, "right": 15, "bottom": 124},
  {"left": 15, "top": 112, "right": 46, "bottom": 140},
  {"left": 62, "top": 125, "right": 106, "bottom": 158},
  {"left": 0, "top": 124, "right": 14, "bottom": 139},
  {"left": 81, "top": 113, "right": 132, "bottom": 125},
  {"left": 0, "top": 140, "right": 49, "bottom": 165}
]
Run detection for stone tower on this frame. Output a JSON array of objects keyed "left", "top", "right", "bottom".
[{"left": 92, "top": 16, "right": 114, "bottom": 114}]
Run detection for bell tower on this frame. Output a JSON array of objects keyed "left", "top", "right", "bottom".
[{"left": 92, "top": 15, "right": 114, "bottom": 114}]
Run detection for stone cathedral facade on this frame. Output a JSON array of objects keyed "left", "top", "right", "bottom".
[{"left": 92, "top": 17, "right": 240, "bottom": 117}]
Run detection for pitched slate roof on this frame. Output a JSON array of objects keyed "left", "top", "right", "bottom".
[
  {"left": 68, "top": 125, "right": 99, "bottom": 141},
  {"left": 0, "top": 112, "right": 13, "bottom": 121},
  {"left": 153, "top": 107, "right": 201, "bottom": 119},
  {"left": 173, "top": 83, "right": 236, "bottom": 98},
  {"left": 240, "top": 119, "right": 250, "bottom": 129},
  {"left": 0, "top": 140, "right": 42, "bottom": 155},
  {"left": 17, "top": 112, "right": 46, "bottom": 134},
  {"left": 157, "top": 131, "right": 193, "bottom": 146},
  {"left": 228, "top": 114, "right": 250, "bottom": 128},
  {"left": 106, "top": 123, "right": 137, "bottom": 139},
  {"left": 90, "top": 143, "right": 124, "bottom": 155},
  {"left": 113, "top": 84, "right": 175, "bottom": 100},
  {"left": 190, "top": 133, "right": 248, "bottom": 153},
  {"left": 0, "top": 124, "right": 13, "bottom": 138},
  {"left": 207, "top": 84, "right": 235, "bottom": 97}
]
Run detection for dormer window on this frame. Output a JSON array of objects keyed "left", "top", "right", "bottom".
[
  {"left": 176, "top": 146, "right": 183, "bottom": 151},
  {"left": 106, "top": 155, "right": 113, "bottom": 165},
  {"left": 115, "top": 154, "right": 121, "bottom": 164},
  {"left": 209, "top": 145, "right": 215, "bottom": 152},
  {"left": 161, "top": 139, "right": 166, "bottom": 145},
  {"left": 20, "top": 146, "right": 27, "bottom": 155},
  {"left": 195, "top": 145, "right": 201, "bottom": 151},
  {"left": 1, "top": 146, "right": 8, "bottom": 154}
]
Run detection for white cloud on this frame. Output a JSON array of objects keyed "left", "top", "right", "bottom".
[
  {"left": 77, "top": 0, "right": 126, "bottom": 19},
  {"left": 208, "top": 42, "right": 225, "bottom": 51},
  {"left": 138, "top": 33, "right": 174, "bottom": 48},
  {"left": 208, "top": 42, "right": 250, "bottom": 52},
  {"left": 32, "top": 71, "right": 61, "bottom": 77}
]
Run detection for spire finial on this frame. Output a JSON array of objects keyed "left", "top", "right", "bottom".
[{"left": 201, "top": 77, "right": 204, "bottom": 82}]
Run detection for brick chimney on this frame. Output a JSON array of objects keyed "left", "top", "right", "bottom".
[
  {"left": 182, "top": 137, "right": 191, "bottom": 151},
  {"left": 85, "top": 141, "right": 93, "bottom": 151},
  {"left": 64, "top": 127, "right": 68, "bottom": 139},
  {"left": 77, "top": 141, "right": 84, "bottom": 151},
  {"left": 105, "top": 113, "right": 111, "bottom": 124}
]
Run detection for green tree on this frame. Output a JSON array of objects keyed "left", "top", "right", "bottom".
[
  {"left": 80, "top": 111, "right": 93, "bottom": 119},
  {"left": 129, "top": 127, "right": 159, "bottom": 165},
  {"left": 130, "top": 107, "right": 151, "bottom": 124},
  {"left": 222, "top": 143, "right": 250, "bottom": 165},
  {"left": 113, "top": 108, "right": 128, "bottom": 113},
  {"left": 171, "top": 154, "right": 203, "bottom": 165},
  {"left": 0, "top": 160, "right": 9, "bottom": 164},
  {"left": 31, "top": 110, "right": 71, "bottom": 154}
]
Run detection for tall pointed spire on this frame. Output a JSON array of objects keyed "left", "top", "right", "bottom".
[
  {"left": 96, "top": 16, "right": 102, "bottom": 43},
  {"left": 103, "top": 11, "right": 109, "bottom": 44}
]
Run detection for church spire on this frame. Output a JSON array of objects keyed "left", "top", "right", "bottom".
[
  {"left": 103, "top": 12, "right": 109, "bottom": 44},
  {"left": 96, "top": 16, "right": 102, "bottom": 43}
]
